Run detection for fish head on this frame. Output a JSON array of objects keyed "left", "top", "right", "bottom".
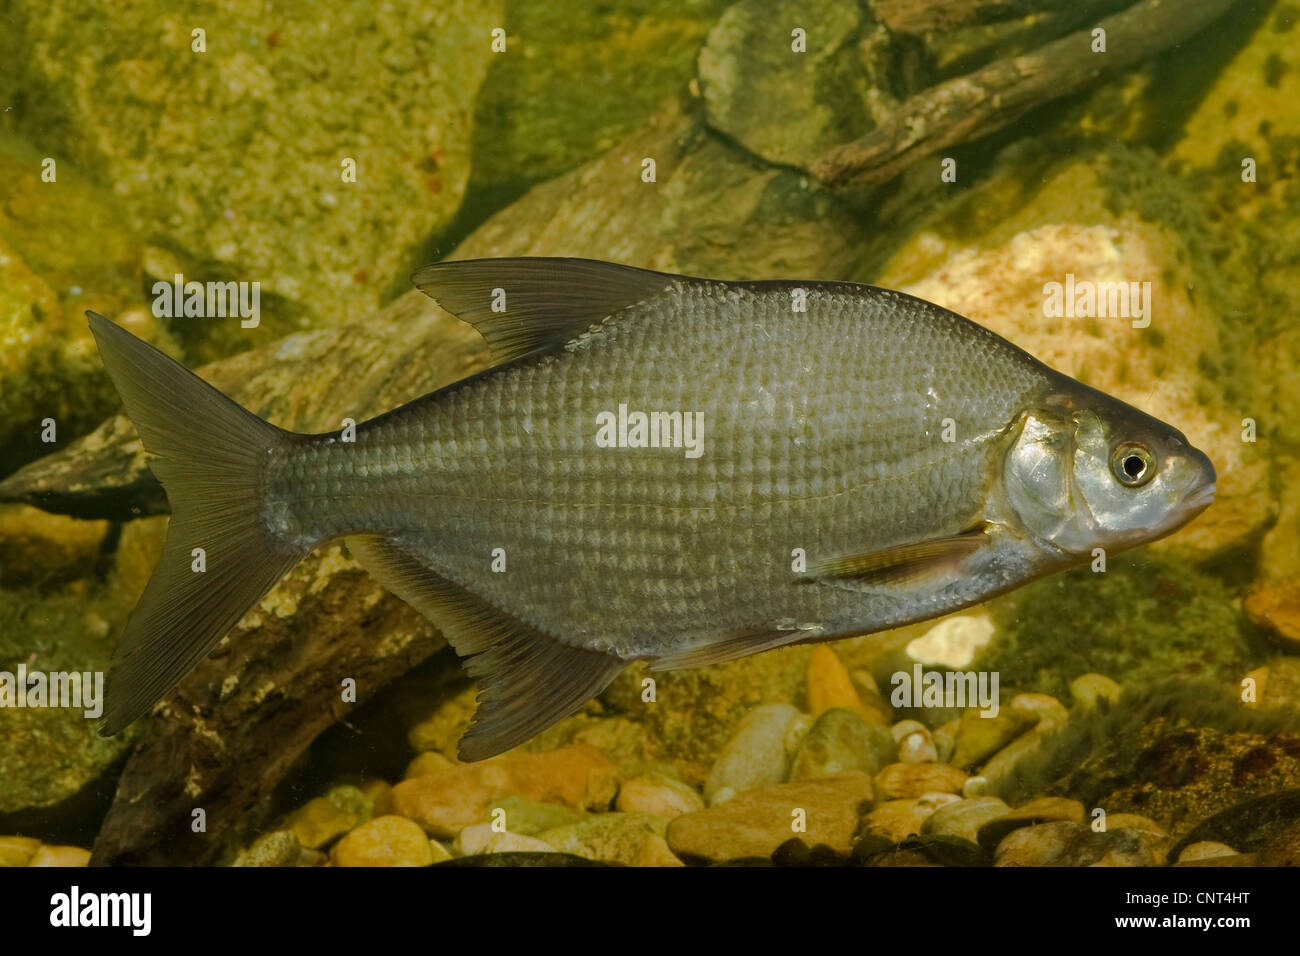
[{"left": 1002, "top": 386, "right": 1217, "bottom": 558}]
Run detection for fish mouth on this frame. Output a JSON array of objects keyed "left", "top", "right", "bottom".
[{"left": 1182, "top": 481, "right": 1217, "bottom": 515}]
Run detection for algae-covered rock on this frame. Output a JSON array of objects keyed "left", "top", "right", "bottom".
[
  {"left": 0, "top": 133, "right": 145, "bottom": 470},
  {"left": 5, "top": 0, "right": 498, "bottom": 346},
  {"left": 975, "top": 555, "right": 1266, "bottom": 702},
  {"left": 1244, "top": 576, "right": 1300, "bottom": 652},
  {"left": 540, "top": 812, "right": 669, "bottom": 866},
  {"left": 667, "top": 772, "right": 874, "bottom": 861},
  {"left": 789, "top": 707, "right": 895, "bottom": 782},
  {"left": 469, "top": 0, "right": 731, "bottom": 192},
  {"left": 0, "top": 586, "right": 136, "bottom": 814},
  {"left": 485, "top": 796, "right": 586, "bottom": 837},
  {"left": 997, "top": 681, "right": 1300, "bottom": 842},
  {"left": 455, "top": 100, "right": 870, "bottom": 280},
  {"left": 697, "top": 0, "right": 905, "bottom": 168}
]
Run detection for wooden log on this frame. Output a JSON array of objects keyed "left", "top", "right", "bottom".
[
  {"left": 876, "top": 0, "right": 1085, "bottom": 34},
  {"left": 813, "top": 0, "right": 1241, "bottom": 189}
]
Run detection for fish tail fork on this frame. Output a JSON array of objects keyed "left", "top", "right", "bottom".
[{"left": 87, "top": 312, "right": 312, "bottom": 736}]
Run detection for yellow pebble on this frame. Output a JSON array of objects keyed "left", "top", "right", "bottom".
[
  {"left": 28, "top": 845, "right": 91, "bottom": 867},
  {"left": 807, "top": 644, "right": 863, "bottom": 717},
  {"left": 332, "top": 816, "right": 434, "bottom": 867}
]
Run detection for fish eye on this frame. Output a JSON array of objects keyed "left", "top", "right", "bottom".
[{"left": 1111, "top": 442, "right": 1155, "bottom": 487}]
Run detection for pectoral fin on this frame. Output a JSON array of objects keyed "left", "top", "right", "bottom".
[
  {"left": 808, "top": 527, "right": 989, "bottom": 586},
  {"left": 649, "top": 622, "right": 823, "bottom": 671}
]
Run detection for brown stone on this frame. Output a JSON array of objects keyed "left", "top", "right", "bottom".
[
  {"left": 666, "top": 772, "right": 874, "bottom": 862},
  {"left": 874, "top": 762, "right": 967, "bottom": 800},
  {"left": 392, "top": 744, "right": 619, "bottom": 838}
]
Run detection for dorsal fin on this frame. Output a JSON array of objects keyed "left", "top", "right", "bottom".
[
  {"left": 346, "top": 535, "right": 625, "bottom": 761},
  {"left": 411, "top": 257, "right": 676, "bottom": 363}
]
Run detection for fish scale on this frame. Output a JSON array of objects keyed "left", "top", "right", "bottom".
[
  {"left": 271, "top": 280, "right": 1045, "bottom": 660},
  {"left": 85, "top": 258, "right": 1216, "bottom": 759}
]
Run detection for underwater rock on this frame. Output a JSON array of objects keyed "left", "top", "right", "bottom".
[
  {"left": 539, "top": 812, "right": 670, "bottom": 866},
  {"left": 703, "top": 703, "right": 807, "bottom": 805},
  {"left": 332, "top": 816, "right": 435, "bottom": 867},
  {"left": 950, "top": 709, "right": 1037, "bottom": 771},
  {"left": 1256, "top": 824, "right": 1300, "bottom": 867},
  {"left": 284, "top": 795, "right": 365, "bottom": 851},
  {"left": 993, "top": 820, "right": 1158, "bottom": 867},
  {"left": 615, "top": 774, "right": 705, "bottom": 819},
  {"left": 468, "top": 0, "right": 730, "bottom": 192},
  {"left": 27, "top": 845, "right": 92, "bottom": 867},
  {"left": 1177, "top": 841, "right": 1240, "bottom": 863},
  {"left": 875, "top": 762, "right": 967, "bottom": 800},
  {"left": 807, "top": 644, "right": 889, "bottom": 723},
  {"left": 453, "top": 824, "right": 557, "bottom": 857},
  {"left": 873, "top": 141, "right": 1273, "bottom": 563},
  {"left": 485, "top": 796, "right": 587, "bottom": 837},
  {"left": 434, "top": 851, "right": 607, "bottom": 868},
  {"left": 0, "top": 506, "right": 108, "bottom": 590},
  {"left": 0, "top": 134, "right": 145, "bottom": 472},
  {"left": 696, "top": 0, "right": 903, "bottom": 169},
  {"left": 633, "top": 834, "right": 687, "bottom": 868},
  {"left": 999, "top": 684, "right": 1300, "bottom": 845},
  {"left": 361, "top": 780, "right": 395, "bottom": 818},
  {"left": 905, "top": 614, "right": 995, "bottom": 669},
  {"left": 666, "top": 772, "right": 874, "bottom": 862},
  {"left": 974, "top": 556, "right": 1265, "bottom": 703},
  {"left": 1244, "top": 577, "right": 1300, "bottom": 652},
  {"left": 405, "top": 751, "right": 457, "bottom": 780},
  {"left": 856, "top": 792, "right": 960, "bottom": 844},
  {"left": 391, "top": 744, "right": 619, "bottom": 839},
  {"left": 868, "top": 833, "right": 988, "bottom": 868},
  {"left": 1068, "top": 673, "right": 1123, "bottom": 710},
  {"left": 977, "top": 796, "right": 1086, "bottom": 851},
  {"left": 897, "top": 727, "right": 939, "bottom": 764},
  {"left": 4, "top": 0, "right": 499, "bottom": 339},
  {"left": 1166, "top": 789, "right": 1300, "bottom": 861},
  {"left": 920, "top": 796, "right": 1011, "bottom": 844},
  {"left": 0, "top": 237, "right": 112, "bottom": 475},
  {"left": 453, "top": 100, "right": 871, "bottom": 284},
  {"left": 789, "top": 707, "right": 897, "bottom": 782},
  {"left": 232, "top": 830, "right": 313, "bottom": 868},
  {"left": 0, "top": 836, "right": 41, "bottom": 867},
  {"left": 0, "top": 577, "right": 137, "bottom": 816},
  {"left": 1168, "top": 1, "right": 1300, "bottom": 185}
]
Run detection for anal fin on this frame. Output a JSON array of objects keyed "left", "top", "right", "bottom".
[{"left": 346, "top": 535, "right": 624, "bottom": 761}]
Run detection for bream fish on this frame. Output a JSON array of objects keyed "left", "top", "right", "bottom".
[{"left": 86, "top": 257, "right": 1217, "bottom": 759}]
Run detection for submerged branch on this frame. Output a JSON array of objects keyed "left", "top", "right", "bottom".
[{"left": 812, "top": 0, "right": 1241, "bottom": 190}]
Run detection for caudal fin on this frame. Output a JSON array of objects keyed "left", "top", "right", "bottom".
[{"left": 87, "top": 312, "right": 309, "bottom": 735}]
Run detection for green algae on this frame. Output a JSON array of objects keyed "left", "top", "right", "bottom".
[{"left": 976, "top": 554, "right": 1270, "bottom": 703}]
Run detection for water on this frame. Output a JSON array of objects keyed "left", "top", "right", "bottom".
[{"left": 0, "top": 0, "right": 1296, "bottom": 875}]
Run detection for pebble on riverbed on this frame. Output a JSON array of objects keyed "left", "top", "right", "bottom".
[
  {"left": 667, "top": 772, "right": 875, "bottom": 862},
  {"left": 333, "top": 816, "right": 437, "bottom": 867}
]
